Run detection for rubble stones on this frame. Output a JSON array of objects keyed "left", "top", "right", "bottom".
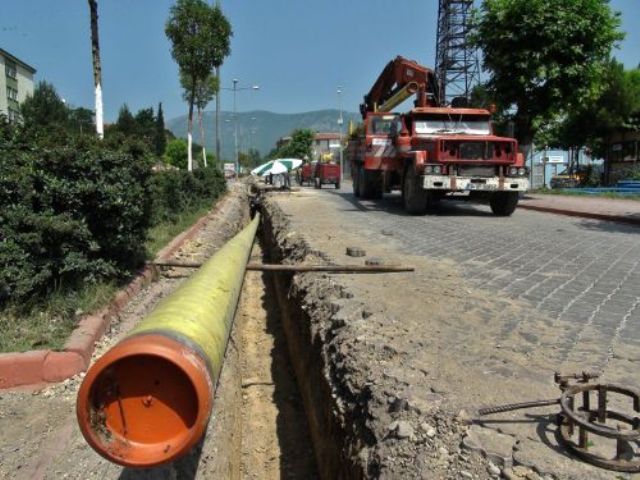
[{"left": 463, "top": 425, "right": 516, "bottom": 468}]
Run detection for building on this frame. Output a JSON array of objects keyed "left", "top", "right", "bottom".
[
  {"left": 276, "top": 132, "right": 345, "bottom": 162},
  {"left": 0, "top": 48, "right": 37, "bottom": 122}
]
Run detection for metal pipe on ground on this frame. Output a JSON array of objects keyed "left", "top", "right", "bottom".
[{"left": 76, "top": 215, "right": 260, "bottom": 468}]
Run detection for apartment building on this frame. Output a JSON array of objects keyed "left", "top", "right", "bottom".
[{"left": 0, "top": 48, "right": 36, "bottom": 122}]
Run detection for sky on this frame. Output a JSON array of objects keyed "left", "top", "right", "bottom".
[{"left": 1, "top": 0, "right": 638, "bottom": 123}]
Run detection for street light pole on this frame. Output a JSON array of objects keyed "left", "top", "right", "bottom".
[
  {"left": 215, "top": 0, "right": 222, "bottom": 168},
  {"left": 337, "top": 86, "right": 344, "bottom": 184},
  {"left": 221, "top": 80, "right": 259, "bottom": 179},
  {"left": 233, "top": 79, "right": 238, "bottom": 179}
]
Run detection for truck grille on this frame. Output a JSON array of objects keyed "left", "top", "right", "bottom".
[{"left": 458, "top": 165, "right": 496, "bottom": 177}]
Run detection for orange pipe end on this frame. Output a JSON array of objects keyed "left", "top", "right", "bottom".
[{"left": 76, "top": 334, "right": 213, "bottom": 468}]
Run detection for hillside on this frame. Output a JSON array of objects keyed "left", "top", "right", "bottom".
[{"left": 167, "top": 109, "right": 360, "bottom": 160}]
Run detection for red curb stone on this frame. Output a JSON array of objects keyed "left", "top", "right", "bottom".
[
  {"left": 42, "top": 351, "right": 87, "bottom": 383},
  {"left": 0, "top": 350, "right": 47, "bottom": 389},
  {"left": 518, "top": 205, "right": 640, "bottom": 226},
  {"left": 0, "top": 196, "right": 227, "bottom": 390},
  {"left": 63, "top": 331, "right": 96, "bottom": 364}
]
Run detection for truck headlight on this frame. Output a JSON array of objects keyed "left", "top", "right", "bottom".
[
  {"left": 508, "top": 167, "right": 518, "bottom": 176},
  {"left": 424, "top": 165, "right": 433, "bottom": 174},
  {"left": 518, "top": 167, "right": 526, "bottom": 176},
  {"left": 433, "top": 165, "right": 442, "bottom": 174}
]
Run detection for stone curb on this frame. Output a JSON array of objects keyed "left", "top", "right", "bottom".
[
  {"left": 0, "top": 196, "right": 226, "bottom": 390},
  {"left": 518, "top": 204, "right": 640, "bottom": 226}
]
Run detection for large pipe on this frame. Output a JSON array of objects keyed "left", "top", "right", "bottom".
[
  {"left": 377, "top": 81, "right": 419, "bottom": 112},
  {"left": 76, "top": 215, "right": 260, "bottom": 468}
]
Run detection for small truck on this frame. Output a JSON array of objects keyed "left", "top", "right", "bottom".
[{"left": 314, "top": 162, "right": 340, "bottom": 189}]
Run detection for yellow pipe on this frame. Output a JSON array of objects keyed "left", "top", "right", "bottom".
[
  {"left": 76, "top": 215, "right": 259, "bottom": 468},
  {"left": 378, "top": 81, "right": 419, "bottom": 112}
]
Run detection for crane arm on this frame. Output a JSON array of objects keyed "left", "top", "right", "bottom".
[{"left": 360, "top": 56, "right": 439, "bottom": 118}]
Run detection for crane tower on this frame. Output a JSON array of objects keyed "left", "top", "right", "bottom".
[{"left": 435, "top": 0, "right": 481, "bottom": 105}]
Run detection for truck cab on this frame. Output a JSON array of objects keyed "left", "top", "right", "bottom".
[{"left": 405, "top": 109, "right": 528, "bottom": 193}]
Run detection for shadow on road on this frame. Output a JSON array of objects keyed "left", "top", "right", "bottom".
[
  {"left": 326, "top": 189, "right": 496, "bottom": 218},
  {"left": 576, "top": 218, "right": 640, "bottom": 235},
  {"left": 118, "top": 439, "right": 204, "bottom": 480}
]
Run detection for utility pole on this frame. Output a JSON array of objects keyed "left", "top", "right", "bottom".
[
  {"left": 221, "top": 80, "right": 259, "bottom": 178},
  {"left": 233, "top": 78, "right": 238, "bottom": 178},
  {"left": 215, "top": 0, "right": 222, "bottom": 167},
  {"left": 337, "top": 86, "right": 344, "bottom": 183}
]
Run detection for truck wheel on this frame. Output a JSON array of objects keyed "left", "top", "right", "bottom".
[
  {"left": 403, "top": 164, "right": 428, "bottom": 215},
  {"left": 353, "top": 168, "right": 361, "bottom": 197},
  {"left": 335, "top": 181, "right": 340, "bottom": 189},
  {"left": 360, "top": 169, "right": 383, "bottom": 199},
  {"left": 490, "top": 192, "right": 519, "bottom": 216},
  {"left": 314, "top": 177, "right": 321, "bottom": 189}
]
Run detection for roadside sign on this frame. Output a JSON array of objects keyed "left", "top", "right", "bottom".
[{"left": 543, "top": 155, "right": 564, "bottom": 164}]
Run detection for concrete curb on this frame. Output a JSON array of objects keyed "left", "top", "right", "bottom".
[
  {"left": 518, "top": 204, "right": 640, "bottom": 227},
  {"left": 0, "top": 195, "right": 227, "bottom": 390}
]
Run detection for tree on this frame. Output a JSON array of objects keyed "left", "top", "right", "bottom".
[
  {"left": 164, "top": 138, "right": 189, "bottom": 169},
  {"left": 548, "top": 60, "right": 640, "bottom": 157},
  {"left": 165, "top": 0, "right": 232, "bottom": 171},
  {"left": 20, "top": 81, "right": 69, "bottom": 129},
  {"left": 68, "top": 107, "right": 95, "bottom": 134},
  {"left": 155, "top": 102, "right": 167, "bottom": 157},
  {"left": 276, "top": 129, "right": 314, "bottom": 160},
  {"left": 473, "top": 0, "right": 624, "bottom": 154},
  {"left": 181, "top": 72, "right": 218, "bottom": 167},
  {"left": 115, "top": 104, "right": 136, "bottom": 136},
  {"left": 134, "top": 106, "right": 155, "bottom": 139},
  {"left": 88, "top": 0, "right": 104, "bottom": 138}
]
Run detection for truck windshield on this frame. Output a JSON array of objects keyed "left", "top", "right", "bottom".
[
  {"left": 370, "top": 116, "right": 397, "bottom": 135},
  {"left": 414, "top": 117, "right": 491, "bottom": 135}
]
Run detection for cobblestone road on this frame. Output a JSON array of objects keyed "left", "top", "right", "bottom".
[{"left": 325, "top": 187, "right": 640, "bottom": 377}]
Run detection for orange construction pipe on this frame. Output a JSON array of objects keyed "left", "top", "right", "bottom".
[{"left": 76, "top": 215, "right": 259, "bottom": 468}]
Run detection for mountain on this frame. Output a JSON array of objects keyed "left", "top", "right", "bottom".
[{"left": 167, "top": 109, "right": 361, "bottom": 160}]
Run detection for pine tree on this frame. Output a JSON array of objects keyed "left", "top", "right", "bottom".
[{"left": 155, "top": 102, "right": 167, "bottom": 156}]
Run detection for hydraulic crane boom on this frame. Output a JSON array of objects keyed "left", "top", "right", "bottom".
[{"left": 360, "top": 56, "right": 439, "bottom": 118}]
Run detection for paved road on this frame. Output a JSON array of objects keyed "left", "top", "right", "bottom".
[{"left": 324, "top": 186, "right": 640, "bottom": 375}]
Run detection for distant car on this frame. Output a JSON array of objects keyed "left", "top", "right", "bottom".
[
  {"left": 550, "top": 166, "right": 591, "bottom": 189},
  {"left": 314, "top": 162, "right": 340, "bottom": 189}
]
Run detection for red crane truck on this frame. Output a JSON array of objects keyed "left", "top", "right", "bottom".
[{"left": 348, "top": 56, "right": 529, "bottom": 215}]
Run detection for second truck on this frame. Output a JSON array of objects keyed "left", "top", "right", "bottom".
[{"left": 347, "top": 56, "right": 529, "bottom": 216}]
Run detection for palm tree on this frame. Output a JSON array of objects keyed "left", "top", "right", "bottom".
[{"left": 88, "top": 0, "right": 104, "bottom": 139}]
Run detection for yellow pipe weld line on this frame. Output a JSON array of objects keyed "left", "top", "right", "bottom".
[{"left": 129, "top": 213, "right": 259, "bottom": 382}]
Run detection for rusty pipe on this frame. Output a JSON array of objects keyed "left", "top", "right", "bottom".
[{"left": 76, "top": 215, "right": 259, "bottom": 468}]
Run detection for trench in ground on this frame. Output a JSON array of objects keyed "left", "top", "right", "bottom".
[{"left": 207, "top": 237, "right": 320, "bottom": 479}]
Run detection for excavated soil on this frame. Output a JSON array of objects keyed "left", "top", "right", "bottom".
[{"left": 258, "top": 187, "right": 637, "bottom": 480}]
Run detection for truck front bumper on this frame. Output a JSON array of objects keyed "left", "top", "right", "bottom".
[{"left": 423, "top": 175, "right": 529, "bottom": 192}]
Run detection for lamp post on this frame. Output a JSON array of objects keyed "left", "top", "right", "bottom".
[
  {"left": 215, "top": 1, "right": 222, "bottom": 168},
  {"left": 221, "top": 80, "right": 259, "bottom": 179},
  {"left": 337, "top": 86, "right": 344, "bottom": 184}
]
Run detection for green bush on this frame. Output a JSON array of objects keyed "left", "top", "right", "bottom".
[
  {"left": 0, "top": 131, "right": 153, "bottom": 304},
  {"left": 150, "top": 166, "right": 226, "bottom": 224},
  {"left": 0, "top": 115, "right": 226, "bottom": 308}
]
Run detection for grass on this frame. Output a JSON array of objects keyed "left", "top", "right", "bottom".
[
  {"left": 145, "top": 202, "right": 213, "bottom": 258},
  {"left": 530, "top": 188, "right": 640, "bottom": 201},
  {"left": 0, "top": 200, "right": 219, "bottom": 353},
  {"left": 0, "top": 282, "right": 118, "bottom": 353}
]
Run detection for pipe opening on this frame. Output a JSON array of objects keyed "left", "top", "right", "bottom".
[{"left": 77, "top": 334, "right": 212, "bottom": 468}]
